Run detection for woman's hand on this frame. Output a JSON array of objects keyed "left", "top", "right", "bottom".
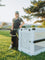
[
  {"left": 19, "top": 25, "right": 22, "bottom": 28},
  {"left": 19, "top": 22, "right": 24, "bottom": 28}
]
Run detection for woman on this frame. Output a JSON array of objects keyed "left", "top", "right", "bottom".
[{"left": 9, "top": 11, "right": 24, "bottom": 50}]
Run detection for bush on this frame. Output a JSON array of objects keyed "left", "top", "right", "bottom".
[
  {"left": 37, "top": 25, "right": 43, "bottom": 28},
  {"left": 42, "top": 21, "right": 45, "bottom": 28},
  {"left": 31, "top": 25, "right": 35, "bottom": 28}
]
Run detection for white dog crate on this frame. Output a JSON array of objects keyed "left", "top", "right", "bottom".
[{"left": 18, "top": 28, "right": 45, "bottom": 56}]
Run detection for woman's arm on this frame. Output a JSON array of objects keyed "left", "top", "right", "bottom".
[
  {"left": 19, "top": 18, "right": 25, "bottom": 28},
  {"left": 19, "top": 22, "right": 24, "bottom": 28}
]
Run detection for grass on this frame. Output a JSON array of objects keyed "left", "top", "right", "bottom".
[
  {"left": 0, "top": 30, "right": 10, "bottom": 37},
  {"left": 0, "top": 30, "right": 45, "bottom": 60}
]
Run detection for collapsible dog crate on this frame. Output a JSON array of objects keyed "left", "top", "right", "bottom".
[{"left": 18, "top": 28, "right": 45, "bottom": 56}]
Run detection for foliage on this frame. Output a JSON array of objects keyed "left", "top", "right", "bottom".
[
  {"left": 0, "top": 0, "right": 5, "bottom": 6},
  {"left": 22, "top": 15, "right": 31, "bottom": 21},
  {"left": 2, "top": 22, "right": 8, "bottom": 26},
  {"left": 31, "top": 25, "right": 35, "bottom": 28},
  {"left": 37, "top": 25, "right": 43, "bottom": 28},
  {"left": 23, "top": 0, "right": 45, "bottom": 23},
  {"left": 42, "top": 21, "right": 45, "bottom": 28},
  {"left": 24, "top": 1, "right": 45, "bottom": 14},
  {"left": 37, "top": 21, "right": 45, "bottom": 28},
  {"left": 34, "top": 20, "right": 45, "bottom": 23}
]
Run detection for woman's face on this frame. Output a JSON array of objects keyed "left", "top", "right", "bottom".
[{"left": 15, "top": 13, "right": 19, "bottom": 18}]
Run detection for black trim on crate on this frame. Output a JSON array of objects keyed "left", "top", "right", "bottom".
[{"left": 34, "top": 39, "right": 45, "bottom": 43}]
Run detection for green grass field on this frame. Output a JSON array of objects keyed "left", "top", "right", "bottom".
[{"left": 0, "top": 30, "right": 45, "bottom": 60}]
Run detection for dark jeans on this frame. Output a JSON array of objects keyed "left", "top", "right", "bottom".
[
  {"left": 10, "top": 29, "right": 18, "bottom": 49},
  {"left": 11, "top": 36, "right": 18, "bottom": 49}
]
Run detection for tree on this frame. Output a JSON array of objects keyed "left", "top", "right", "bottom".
[
  {"left": 22, "top": 15, "right": 32, "bottom": 21},
  {"left": 2, "top": 22, "right": 8, "bottom": 26},
  {"left": 0, "top": 0, "right": 5, "bottom": 6},
  {"left": 42, "top": 21, "right": 45, "bottom": 27},
  {"left": 23, "top": 0, "right": 45, "bottom": 23}
]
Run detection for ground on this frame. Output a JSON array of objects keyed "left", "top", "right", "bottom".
[{"left": 0, "top": 30, "right": 45, "bottom": 60}]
